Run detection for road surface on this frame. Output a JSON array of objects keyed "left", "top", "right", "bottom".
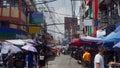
[{"left": 47, "top": 55, "right": 83, "bottom": 68}]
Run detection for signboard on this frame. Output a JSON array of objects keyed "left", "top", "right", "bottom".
[
  {"left": 29, "top": 12, "right": 44, "bottom": 24},
  {"left": 84, "top": 19, "right": 92, "bottom": 26},
  {"left": 96, "top": 29, "right": 106, "bottom": 37},
  {"left": 29, "top": 26, "right": 41, "bottom": 34}
]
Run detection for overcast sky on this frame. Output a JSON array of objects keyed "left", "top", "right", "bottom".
[{"left": 35, "top": 0, "right": 81, "bottom": 40}]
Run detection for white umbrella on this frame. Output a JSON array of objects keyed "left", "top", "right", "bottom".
[
  {"left": 23, "top": 39, "right": 35, "bottom": 43},
  {"left": 9, "top": 45, "right": 22, "bottom": 53},
  {"left": 5, "top": 39, "right": 26, "bottom": 45},
  {"left": 1, "top": 42, "right": 22, "bottom": 54},
  {"left": 21, "top": 43, "right": 37, "bottom": 52}
]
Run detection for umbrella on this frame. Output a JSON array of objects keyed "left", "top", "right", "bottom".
[
  {"left": 9, "top": 45, "right": 22, "bottom": 53},
  {"left": 1, "top": 42, "right": 22, "bottom": 54},
  {"left": 70, "top": 38, "right": 91, "bottom": 46},
  {"left": 113, "top": 42, "right": 120, "bottom": 48},
  {"left": 21, "top": 43, "right": 37, "bottom": 52},
  {"left": 6, "top": 39, "right": 26, "bottom": 45},
  {"left": 23, "top": 39, "right": 37, "bottom": 45}
]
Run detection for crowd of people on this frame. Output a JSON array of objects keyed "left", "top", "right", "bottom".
[{"left": 0, "top": 44, "right": 50, "bottom": 68}]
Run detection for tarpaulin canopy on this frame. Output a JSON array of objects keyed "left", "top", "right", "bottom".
[
  {"left": 81, "top": 36, "right": 103, "bottom": 42},
  {"left": 103, "top": 25, "right": 120, "bottom": 43},
  {"left": 103, "top": 31, "right": 120, "bottom": 43},
  {"left": 70, "top": 38, "right": 91, "bottom": 46}
]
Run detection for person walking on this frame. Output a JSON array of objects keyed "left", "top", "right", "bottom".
[
  {"left": 38, "top": 49, "right": 47, "bottom": 68},
  {"left": 94, "top": 45, "right": 106, "bottom": 68},
  {"left": 82, "top": 49, "right": 91, "bottom": 68},
  {"left": 25, "top": 51, "right": 34, "bottom": 68}
]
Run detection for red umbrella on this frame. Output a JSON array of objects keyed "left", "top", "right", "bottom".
[{"left": 70, "top": 38, "right": 91, "bottom": 46}]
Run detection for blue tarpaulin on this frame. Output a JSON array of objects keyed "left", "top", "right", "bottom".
[
  {"left": 103, "top": 31, "right": 120, "bottom": 43},
  {"left": 115, "top": 22, "right": 120, "bottom": 28},
  {"left": 114, "top": 25, "right": 120, "bottom": 32}
]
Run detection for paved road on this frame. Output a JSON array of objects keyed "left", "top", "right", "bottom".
[{"left": 47, "top": 55, "right": 83, "bottom": 68}]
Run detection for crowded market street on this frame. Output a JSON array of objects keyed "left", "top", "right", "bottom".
[{"left": 47, "top": 54, "right": 83, "bottom": 68}]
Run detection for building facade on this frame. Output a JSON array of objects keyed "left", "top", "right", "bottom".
[
  {"left": 0, "top": 0, "right": 36, "bottom": 40},
  {"left": 80, "top": 0, "right": 120, "bottom": 37}
]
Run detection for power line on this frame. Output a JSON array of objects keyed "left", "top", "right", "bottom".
[
  {"left": 47, "top": 23, "right": 64, "bottom": 26},
  {"left": 47, "top": 29, "right": 64, "bottom": 35},
  {"left": 34, "top": 0, "right": 57, "bottom": 5},
  {"left": 44, "top": 10, "right": 72, "bottom": 16},
  {"left": 43, "top": 3, "right": 63, "bottom": 34}
]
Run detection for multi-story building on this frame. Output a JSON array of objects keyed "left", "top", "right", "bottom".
[
  {"left": 0, "top": 0, "right": 36, "bottom": 40},
  {"left": 99, "top": 0, "right": 120, "bottom": 35},
  {"left": 80, "top": 0, "right": 120, "bottom": 37},
  {"left": 64, "top": 17, "right": 78, "bottom": 41}
]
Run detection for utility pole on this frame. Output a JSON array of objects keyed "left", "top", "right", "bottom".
[
  {"left": 35, "top": 0, "right": 57, "bottom": 48},
  {"left": 71, "top": 0, "right": 76, "bottom": 17}
]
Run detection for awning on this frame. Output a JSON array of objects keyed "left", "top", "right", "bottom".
[
  {"left": 70, "top": 38, "right": 91, "bottom": 46},
  {"left": 0, "top": 27, "right": 28, "bottom": 35},
  {"left": 81, "top": 36, "right": 103, "bottom": 42}
]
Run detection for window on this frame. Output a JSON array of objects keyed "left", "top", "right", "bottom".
[
  {"left": 0, "top": 0, "right": 3, "bottom": 8},
  {"left": 12, "top": 0, "right": 18, "bottom": 9},
  {"left": 22, "top": 1, "right": 27, "bottom": 14},
  {"left": 3, "top": 0, "right": 10, "bottom": 8}
]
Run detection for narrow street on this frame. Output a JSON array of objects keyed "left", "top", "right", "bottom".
[{"left": 47, "top": 55, "right": 83, "bottom": 68}]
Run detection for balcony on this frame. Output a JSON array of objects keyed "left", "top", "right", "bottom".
[{"left": 0, "top": 7, "right": 27, "bottom": 23}]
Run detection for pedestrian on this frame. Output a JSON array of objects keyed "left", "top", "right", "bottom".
[
  {"left": 82, "top": 49, "right": 91, "bottom": 68},
  {"left": 4, "top": 49, "right": 14, "bottom": 68},
  {"left": 38, "top": 49, "right": 47, "bottom": 68},
  {"left": 94, "top": 45, "right": 106, "bottom": 68},
  {"left": 57, "top": 48, "right": 61, "bottom": 56},
  {"left": 25, "top": 51, "right": 34, "bottom": 68}
]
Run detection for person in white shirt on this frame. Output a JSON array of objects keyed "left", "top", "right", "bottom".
[{"left": 94, "top": 45, "right": 106, "bottom": 68}]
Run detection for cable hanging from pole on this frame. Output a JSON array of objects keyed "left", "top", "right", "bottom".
[{"left": 43, "top": 3, "right": 63, "bottom": 34}]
